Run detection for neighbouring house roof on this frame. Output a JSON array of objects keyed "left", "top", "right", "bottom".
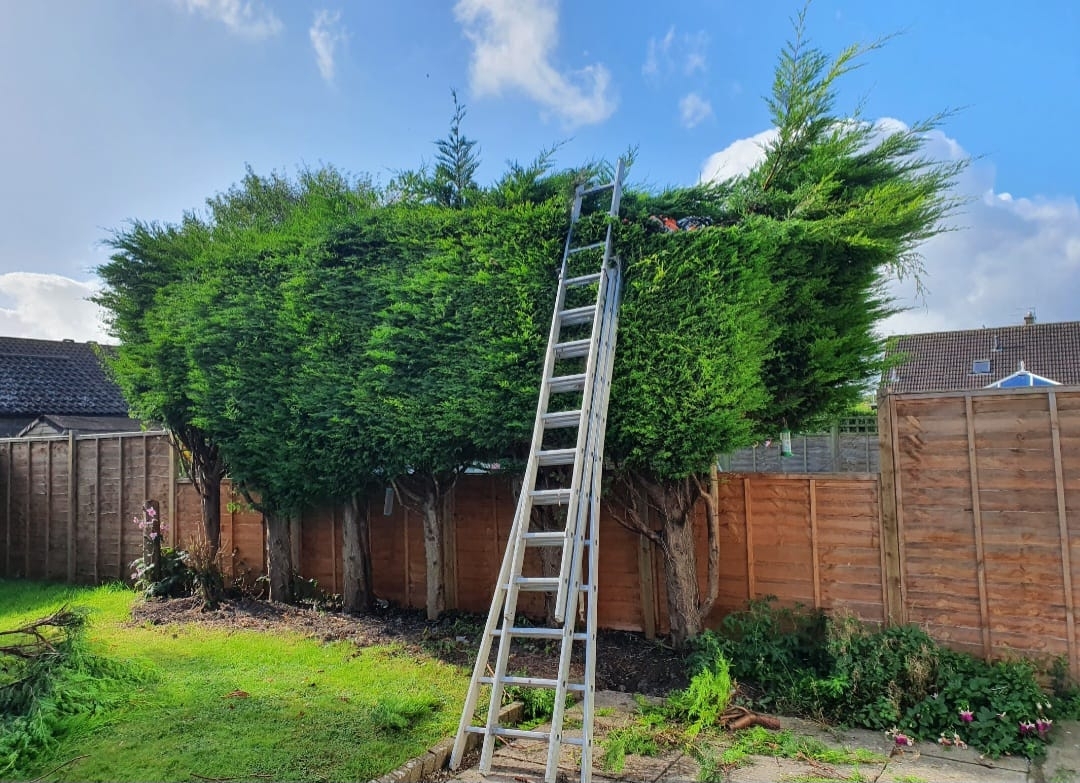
[
  {"left": 0, "top": 336, "right": 129, "bottom": 417},
  {"left": 883, "top": 319, "right": 1080, "bottom": 394},
  {"left": 16, "top": 414, "right": 144, "bottom": 437}
]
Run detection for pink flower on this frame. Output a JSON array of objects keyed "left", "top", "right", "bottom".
[
  {"left": 959, "top": 709, "right": 974, "bottom": 723},
  {"left": 1036, "top": 718, "right": 1053, "bottom": 736},
  {"left": 894, "top": 733, "right": 913, "bottom": 747},
  {"left": 146, "top": 506, "right": 157, "bottom": 518},
  {"left": 1019, "top": 721, "right": 1036, "bottom": 735}
]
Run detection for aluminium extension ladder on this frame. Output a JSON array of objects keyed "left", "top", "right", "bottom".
[{"left": 450, "top": 158, "right": 626, "bottom": 783}]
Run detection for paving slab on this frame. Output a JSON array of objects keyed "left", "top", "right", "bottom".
[
  {"left": 1041, "top": 719, "right": 1080, "bottom": 783},
  {"left": 442, "top": 693, "right": 1036, "bottom": 783}
]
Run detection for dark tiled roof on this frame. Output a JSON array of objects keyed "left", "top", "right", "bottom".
[
  {"left": 0, "top": 337, "right": 129, "bottom": 416},
  {"left": 17, "top": 415, "right": 144, "bottom": 436},
  {"left": 883, "top": 320, "right": 1080, "bottom": 394}
]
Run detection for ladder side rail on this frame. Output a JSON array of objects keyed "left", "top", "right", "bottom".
[
  {"left": 578, "top": 262, "right": 623, "bottom": 783},
  {"left": 551, "top": 261, "right": 610, "bottom": 622},
  {"left": 546, "top": 263, "right": 622, "bottom": 782},
  {"left": 552, "top": 162, "right": 624, "bottom": 621}
]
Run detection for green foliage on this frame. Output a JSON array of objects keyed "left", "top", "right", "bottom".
[
  {"left": 708, "top": 725, "right": 884, "bottom": 769},
  {"left": 0, "top": 607, "right": 149, "bottom": 774},
  {"left": 695, "top": 600, "right": 1058, "bottom": 758},
  {"left": 665, "top": 650, "right": 735, "bottom": 738},
  {"left": 130, "top": 546, "right": 193, "bottom": 599},
  {"left": 370, "top": 693, "right": 442, "bottom": 732},
  {"left": 503, "top": 678, "right": 572, "bottom": 729},
  {"left": 692, "top": 598, "right": 830, "bottom": 709},
  {"left": 599, "top": 704, "right": 672, "bottom": 774}
]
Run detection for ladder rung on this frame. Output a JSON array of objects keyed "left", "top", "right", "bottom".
[
  {"left": 557, "top": 336, "right": 591, "bottom": 358},
  {"left": 492, "top": 627, "right": 588, "bottom": 641},
  {"left": 568, "top": 241, "right": 605, "bottom": 255},
  {"left": 542, "top": 409, "right": 581, "bottom": 429},
  {"left": 530, "top": 489, "right": 572, "bottom": 505},
  {"left": 513, "top": 576, "right": 561, "bottom": 591},
  {"left": 565, "top": 272, "right": 602, "bottom": 287},
  {"left": 582, "top": 182, "right": 615, "bottom": 196},
  {"left": 537, "top": 448, "right": 577, "bottom": 466},
  {"left": 466, "top": 726, "right": 548, "bottom": 740},
  {"left": 523, "top": 531, "right": 566, "bottom": 546},
  {"left": 558, "top": 306, "right": 596, "bottom": 326},
  {"left": 480, "top": 675, "right": 587, "bottom": 692},
  {"left": 554, "top": 339, "right": 591, "bottom": 360},
  {"left": 549, "top": 374, "right": 586, "bottom": 393}
]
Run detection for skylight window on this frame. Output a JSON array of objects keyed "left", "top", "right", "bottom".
[{"left": 972, "top": 359, "right": 991, "bottom": 374}]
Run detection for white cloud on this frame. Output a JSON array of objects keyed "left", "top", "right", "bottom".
[
  {"left": 453, "top": 0, "right": 616, "bottom": 127},
  {"left": 0, "top": 273, "right": 109, "bottom": 343},
  {"left": 699, "top": 128, "right": 777, "bottom": 183},
  {"left": 699, "top": 121, "right": 1080, "bottom": 334},
  {"left": 642, "top": 26, "right": 708, "bottom": 80},
  {"left": 310, "top": 10, "right": 346, "bottom": 83},
  {"left": 175, "top": 0, "right": 283, "bottom": 39},
  {"left": 678, "top": 93, "right": 712, "bottom": 128}
]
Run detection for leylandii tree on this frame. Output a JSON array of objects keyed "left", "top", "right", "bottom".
[
  {"left": 607, "top": 20, "right": 964, "bottom": 647},
  {"left": 97, "top": 219, "right": 228, "bottom": 555}
]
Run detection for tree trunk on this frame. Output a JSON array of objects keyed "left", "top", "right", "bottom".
[
  {"left": 199, "top": 475, "right": 221, "bottom": 555},
  {"left": 342, "top": 495, "right": 374, "bottom": 613},
  {"left": 657, "top": 508, "right": 704, "bottom": 647},
  {"left": 614, "top": 472, "right": 710, "bottom": 649},
  {"left": 395, "top": 471, "right": 457, "bottom": 621},
  {"left": 174, "top": 428, "right": 225, "bottom": 556},
  {"left": 264, "top": 509, "right": 294, "bottom": 603}
]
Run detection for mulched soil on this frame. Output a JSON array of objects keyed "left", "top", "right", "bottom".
[{"left": 129, "top": 596, "right": 690, "bottom": 697}]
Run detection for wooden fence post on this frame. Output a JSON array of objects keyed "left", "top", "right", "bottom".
[
  {"left": 744, "top": 477, "right": 756, "bottom": 599},
  {"left": 45, "top": 442, "right": 52, "bottom": 580},
  {"left": 67, "top": 431, "right": 77, "bottom": 582},
  {"left": 4, "top": 441, "right": 12, "bottom": 578},
  {"left": 637, "top": 499, "right": 657, "bottom": 639},
  {"left": 809, "top": 479, "right": 821, "bottom": 609},
  {"left": 877, "top": 395, "right": 904, "bottom": 625},
  {"left": 965, "top": 395, "right": 993, "bottom": 660}
]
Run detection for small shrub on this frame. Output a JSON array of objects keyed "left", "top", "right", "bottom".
[
  {"left": 185, "top": 540, "right": 226, "bottom": 610},
  {"left": 131, "top": 547, "right": 193, "bottom": 599},
  {"left": 695, "top": 599, "right": 1058, "bottom": 759},
  {"left": 665, "top": 650, "right": 734, "bottom": 737}
]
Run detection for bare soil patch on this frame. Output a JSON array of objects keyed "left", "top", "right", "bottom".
[{"left": 130, "top": 597, "right": 688, "bottom": 697}]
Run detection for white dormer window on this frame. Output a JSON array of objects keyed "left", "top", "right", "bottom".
[{"left": 972, "top": 359, "right": 991, "bottom": 374}]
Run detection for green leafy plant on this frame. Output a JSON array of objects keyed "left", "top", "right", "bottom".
[
  {"left": 130, "top": 546, "right": 193, "bottom": 599},
  {"left": 697, "top": 599, "right": 1060, "bottom": 758},
  {"left": 665, "top": 650, "right": 735, "bottom": 738}
]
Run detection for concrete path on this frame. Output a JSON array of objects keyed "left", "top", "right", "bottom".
[{"left": 440, "top": 692, "right": 1080, "bottom": 783}]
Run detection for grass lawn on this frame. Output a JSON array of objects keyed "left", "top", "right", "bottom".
[{"left": 0, "top": 581, "right": 470, "bottom": 782}]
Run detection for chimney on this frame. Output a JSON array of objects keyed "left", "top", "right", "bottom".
[{"left": 1024, "top": 311, "right": 1036, "bottom": 325}]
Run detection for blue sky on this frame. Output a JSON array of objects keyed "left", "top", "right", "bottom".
[{"left": 2, "top": 0, "right": 1078, "bottom": 342}]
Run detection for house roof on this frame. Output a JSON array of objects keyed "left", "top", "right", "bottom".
[
  {"left": 16, "top": 414, "right": 144, "bottom": 437},
  {"left": 883, "top": 319, "right": 1080, "bottom": 394},
  {"left": 0, "top": 337, "right": 130, "bottom": 416}
]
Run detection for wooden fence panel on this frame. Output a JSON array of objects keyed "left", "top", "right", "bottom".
[{"left": 885, "top": 386, "right": 1080, "bottom": 672}]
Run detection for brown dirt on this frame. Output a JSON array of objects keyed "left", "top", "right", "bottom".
[{"left": 129, "top": 596, "right": 689, "bottom": 697}]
